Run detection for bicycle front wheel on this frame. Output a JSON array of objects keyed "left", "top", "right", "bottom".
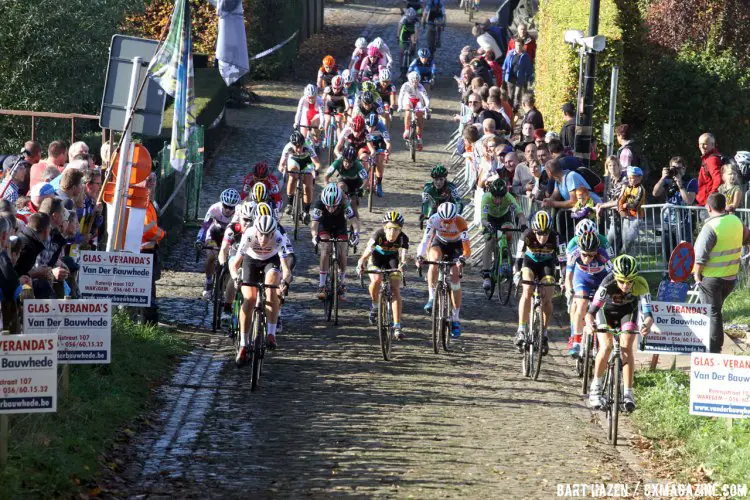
[
  {"left": 410, "top": 129, "right": 416, "bottom": 162},
  {"left": 532, "top": 304, "right": 544, "bottom": 380},
  {"left": 250, "top": 310, "right": 265, "bottom": 391},
  {"left": 431, "top": 284, "right": 441, "bottom": 354},
  {"left": 378, "top": 293, "right": 392, "bottom": 361},
  {"left": 292, "top": 190, "right": 301, "bottom": 241},
  {"left": 332, "top": 258, "right": 340, "bottom": 325},
  {"left": 232, "top": 295, "right": 243, "bottom": 366},
  {"left": 608, "top": 358, "right": 622, "bottom": 446},
  {"left": 485, "top": 244, "right": 498, "bottom": 300},
  {"left": 441, "top": 287, "right": 451, "bottom": 352},
  {"left": 581, "top": 333, "right": 593, "bottom": 395},
  {"left": 211, "top": 266, "right": 225, "bottom": 332},
  {"left": 367, "top": 163, "right": 375, "bottom": 212}
]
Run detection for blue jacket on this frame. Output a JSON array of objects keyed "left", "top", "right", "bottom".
[{"left": 502, "top": 50, "right": 533, "bottom": 86}]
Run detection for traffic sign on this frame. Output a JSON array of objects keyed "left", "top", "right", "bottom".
[{"left": 668, "top": 241, "right": 694, "bottom": 283}]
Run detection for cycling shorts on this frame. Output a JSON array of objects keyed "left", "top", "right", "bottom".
[
  {"left": 368, "top": 136, "right": 387, "bottom": 152},
  {"left": 484, "top": 213, "right": 514, "bottom": 233},
  {"left": 326, "top": 99, "right": 346, "bottom": 114},
  {"left": 599, "top": 302, "right": 639, "bottom": 334},
  {"left": 369, "top": 254, "right": 402, "bottom": 279},
  {"left": 319, "top": 228, "right": 349, "bottom": 241},
  {"left": 431, "top": 240, "right": 463, "bottom": 261},
  {"left": 521, "top": 256, "right": 556, "bottom": 280},
  {"left": 288, "top": 156, "right": 314, "bottom": 174},
  {"left": 427, "top": 10, "right": 444, "bottom": 22},
  {"left": 572, "top": 269, "right": 608, "bottom": 298},
  {"left": 340, "top": 177, "right": 364, "bottom": 197},
  {"left": 408, "top": 97, "right": 426, "bottom": 112},
  {"left": 305, "top": 106, "right": 319, "bottom": 126},
  {"left": 241, "top": 254, "right": 281, "bottom": 285}
]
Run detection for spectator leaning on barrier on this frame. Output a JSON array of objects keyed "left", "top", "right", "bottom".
[
  {"left": 14, "top": 213, "right": 53, "bottom": 298},
  {"left": 0, "top": 217, "right": 24, "bottom": 333},
  {"left": 559, "top": 103, "right": 576, "bottom": 150},
  {"left": 652, "top": 156, "right": 697, "bottom": 259},
  {"left": 542, "top": 157, "right": 603, "bottom": 240},
  {"left": 696, "top": 132, "right": 722, "bottom": 206},
  {"left": 617, "top": 166, "right": 646, "bottom": 255},
  {"left": 694, "top": 192, "right": 750, "bottom": 353}
]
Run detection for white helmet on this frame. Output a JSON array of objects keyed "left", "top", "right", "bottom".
[
  {"left": 379, "top": 68, "right": 392, "bottom": 82},
  {"left": 254, "top": 215, "right": 277, "bottom": 235},
  {"left": 437, "top": 202, "right": 458, "bottom": 220},
  {"left": 304, "top": 84, "right": 317, "bottom": 97},
  {"left": 406, "top": 7, "right": 417, "bottom": 20},
  {"left": 342, "top": 69, "right": 354, "bottom": 84},
  {"left": 321, "top": 183, "right": 343, "bottom": 207},
  {"left": 355, "top": 37, "right": 367, "bottom": 49},
  {"left": 575, "top": 218, "right": 597, "bottom": 237},
  {"left": 239, "top": 201, "right": 255, "bottom": 221},
  {"left": 371, "top": 37, "right": 384, "bottom": 50},
  {"left": 220, "top": 188, "right": 241, "bottom": 207},
  {"left": 408, "top": 71, "right": 420, "bottom": 84}
]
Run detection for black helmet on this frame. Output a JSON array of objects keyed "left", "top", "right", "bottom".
[
  {"left": 578, "top": 231, "right": 600, "bottom": 253},
  {"left": 342, "top": 144, "right": 357, "bottom": 162},
  {"left": 365, "top": 112, "right": 379, "bottom": 128},
  {"left": 489, "top": 178, "right": 508, "bottom": 197},
  {"left": 290, "top": 130, "right": 305, "bottom": 147},
  {"left": 362, "top": 91, "right": 375, "bottom": 105},
  {"left": 430, "top": 164, "right": 448, "bottom": 179}
]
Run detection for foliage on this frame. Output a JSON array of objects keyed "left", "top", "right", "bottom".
[
  {"left": 0, "top": 0, "right": 145, "bottom": 152},
  {"left": 633, "top": 369, "right": 750, "bottom": 485},
  {"left": 0, "top": 313, "right": 189, "bottom": 498},
  {"left": 723, "top": 286, "right": 750, "bottom": 325},
  {"left": 535, "top": 0, "right": 624, "bottom": 172}
]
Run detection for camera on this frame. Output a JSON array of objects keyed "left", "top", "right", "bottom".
[{"left": 667, "top": 167, "right": 678, "bottom": 178}]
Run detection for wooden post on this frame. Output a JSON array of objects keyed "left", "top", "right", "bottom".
[
  {"left": 649, "top": 354, "right": 659, "bottom": 371},
  {"left": 0, "top": 414, "right": 7, "bottom": 470},
  {"left": 70, "top": 117, "right": 76, "bottom": 144}
]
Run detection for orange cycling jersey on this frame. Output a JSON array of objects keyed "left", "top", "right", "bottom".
[{"left": 418, "top": 214, "right": 471, "bottom": 258}]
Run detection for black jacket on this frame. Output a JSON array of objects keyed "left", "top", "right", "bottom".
[
  {"left": 560, "top": 118, "right": 576, "bottom": 149},
  {"left": 0, "top": 251, "right": 19, "bottom": 301},
  {"left": 14, "top": 225, "right": 46, "bottom": 277}
]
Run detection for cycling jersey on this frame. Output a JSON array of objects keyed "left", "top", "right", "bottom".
[
  {"left": 325, "top": 90, "right": 348, "bottom": 113},
  {"left": 566, "top": 248, "right": 611, "bottom": 276},
  {"left": 197, "top": 202, "right": 234, "bottom": 241},
  {"left": 326, "top": 158, "right": 367, "bottom": 181},
  {"left": 237, "top": 227, "right": 293, "bottom": 261},
  {"left": 377, "top": 82, "right": 396, "bottom": 104},
  {"left": 515, "top": 228, "right": 560, "bottom": 263},
  {"left": 417, "top": 214, "right": 471, "bottom": 258},
  {"left": 310, "top": 199, "right": 356, "bottom": 232},
  {"left": 408, "top": 58, "right": 437, "bottom": 83},
  {"left": 281, "top": 142, "right": 318, "bottom": 166},
  {"left": 368, "top": 229, "right": 410, "bottom": 255},
  {"left": 357, "top": 56, "right": 386, "bottom": 80},
  {"left": 349, "top": 47, "right": 366, "bottom": 72},
  {"left": 399, "top": 17, "right": 419, "bottom": 43},
  {"left": 424, "top": 0, "right": 445, "bottom": 21},
  {"left": 317, "top": 65, "right": 339, "bottom": 87},
  {"left": 422, "top": 181, "right": 463, "bottom": 214},
  {"left": 566, "top": 234, "right": 613, "bottom": 257},
  {"left": 366, "top": 39, "right": 394, "bottom": 69},
  {"left": 480, "top": 192, "right": 518, "bottom": 222},
  {"left": 353, "top": 94, "right": 385, "bottom": 116},
  {"left": 339, "top": 126, "right": 368, "bottom": 153},
  {"left": 294, "top": 95, "right": 324, "bottom": 128},
  {"left": 240, "top": 174, "right": 282, "bottom": 204},
  {"left": 366, "top": 121, "right": 391, "bottom": 147},
  {"left": 397, "top": 81, "right": 430, "bottom": 111},
  {"left": 588, "top": 273, "right": 653, "bottom": 319}
]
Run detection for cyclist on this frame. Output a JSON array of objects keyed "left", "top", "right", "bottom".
[
  {"left": 323, "top": 75, "right": 350, "bottom": 142},
  {"left": 352, "top": 88, "right": 384, "bottom": 119},
  {"left": 364, "top": 112, "right": 392, "bottom": 197},
  {"left": 421, "top": 165, "right": 463, "bottom": 222},
  {"left": 566, "top": 219, "right": 613, "bottom": 258},
  {"left": 422, "top": 0, "right": 446, "bottom": 41},
  {"left": 310, "top": 183, "right": 361, "bottom": 300},
  {"left": 195, "top": 188, "right": 241, "bottom": 300},
  {"left": 367, "top": 37, "right": 394, "bottom": 70},
  {"left": 565, "top": 231, "right": 611, "bottom": 357},
  {"left": 584, "top": 255, "right": 653, "bottom": 411},
  {"left": 398, "top": 8, "right": 420, "bottom": 77},
  {"left": 349, "top": 37, "right": 368, "bottom": 75},
  {"left": 335, "top": 114, "right": 368, "bottom": 160},
  {"left": 404, "top": 0, "right": 424, "bottom": 15},
  {"left": 357, "top": 46, "right": 386, "bottom": 82},
  {"left": 232, "top": 215, "right": 293, "bottom": 356},
  {"left": 323, "top": 144, "right": 367, "bottom": 214},
  {"left": 397, "top": 71, "right": 430, "bottom": 151},
  {"left": 317, "top": 55, "right": 339, "bottom": 89},
  {"left": 480, "top": 179, "right": 524, "bottom": 290},
  {"left": 375, "top": 69, "right": 397, "bottom": 130},
  {"left": 279, "top": 130, "right": 321, "bottom": 225},
  {"left": 513, "top": 210, "right": 559, "bottom": 355},
  {"left": 293, "top": 84, "right": 324, "bottom": 145},
  {"left": 358, "top": 211, "right": 409, "bottom": 339},
  {"left": 342, "top": 69, "right": 358, "bottom": 108},
  {"left": 416, "top": 202, "right": 470, "bottom": 337},
  {"left": 240, "top": 161, "right": 282, "bottom": 209},
  {"left": 408, "top": 48, "right": 437, "bottom": 89}
]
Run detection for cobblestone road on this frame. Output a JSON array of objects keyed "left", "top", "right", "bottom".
[{"left": 117, "top": 1, "right": 657, "bottom": 497}]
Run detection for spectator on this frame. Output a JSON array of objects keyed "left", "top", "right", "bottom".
[
  {"left": 545, "top": 130, "right": 560, "bottom": 144},
  {"left": 16, "top": 183, "right": 56, "bottom": 225},
  {"left": 100, "top": 142, "right": 113, "bottom": 170},
  {"left": 14, "top": 213, "right": 53, "bottom": 298},
  {"left": 474, "top": 25, "right": 503, "bottom": 65},
  {"left": 56, "top": 168, "right": 84, "bottom": 211},
  {"left": 518, "top": 142, "right": 537, "bottom": 169},
  {"left": 19, "top": 141, "right": 42, "bottom": 195},
  {"left": 41, "top": 165, "right": 61, "bottom": 184},
  {"left": 494, "top": 150, "right": 519, "bottom": 188},
  {"left": 617, "top": 166, "right": 646, "bottom": 255},
  {"left": 0, "top": 217, "right": 24, "bottom": 333},
  {"left": 469, "top": 49, "right": 495, "bottom": 86},
  {"left": 597, "top": 155, "right": 627, "bottom": 253},
  {"left": 455, "top": 91, "right": 485, "bottom": 126},
  {"left": 456, "top": 66, "right": 475, "bottom": 102},
  {"left": 559, "top": 103, "right": 576, "bottom": 150},
  {"left": 506, "top": 23, "right": 537, "bottom": 64},
  {"left": 542, "top": 157, "right": 602, "bottom": 239},
  {"left": 484, "top": 95, "right": 511, "bottom": 135},
  {"left": 694, "top": 192, "right": 750, "bottom": 353},
  {"left": 718, "top": 160, "right": 743, "bottom": 211},
  {"left": 498, "top": 87, "right": 514, "bottom": 129},
  {"left": 68, "top": 141, "right": 88, "bottom": 163},
  {"left": 81, "top": 169, "right": 104, "bottom": 248},
  {"left": 502, "top": 38, "right": 533, "bottom": 112},
  {"left": 28, "top": 140, "right": 67, "bottom": 188},
  {"left": 483, "top": 18, "right": 509, "bottom": 57},
  {"left": 653, "top": 156, "right": 697, "bottom": 258},
  {"left": 140, "top": 173, "right": 166, "bottom": 324},
  {"left": 521, "top": 93, "right": 544, "bottom": 131},
  {"left": 533, "top": 128, "right": 546, "bottom": 148},
  {"left": 526, "top": 158, "right": 544, "bottom": 199},
  {"left": 614, "top": 124, "right": 646, "bottom": 177},
  {"left": 520, "top": 122, "right": 535, "bottom": 143},
  {"left": 474, "top": 136, "right": 499, "bottom": 224},
  {"left": 1, "top": 156, "right": 29, "bottom": 204},
  {"left": 512, "top": 148, "right": 536, "bottom": 196},
  {"left": 484, "top": 50, "right": 503, "bottom": 86},
  {"left": 695, "top": 133, "right": 723, "bottom": 207}
]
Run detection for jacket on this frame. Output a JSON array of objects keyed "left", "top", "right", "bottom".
[
  {"left": 696, "top": 148, "right": 722, "bottom": 206},
  {"left": 560, "top": 119, "right": 576, "bottom": 149},
  {"left": 142, "top": 201, "right": 166, "bottom": 250},
  {"left": 695, "top": 213, "right": 748, "bottom": 278},
  {"left": 14, "top": 225, "right": 46, "bottom": 277},
  {"left": 501, "top": 50, "right": 533, "bottom": 86}
]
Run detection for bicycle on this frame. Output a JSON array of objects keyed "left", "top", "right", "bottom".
[
  {"left": 316, "top": 237, "right": 351, "bottom": 325},
  {"left": 484, "top": 226, "right": 522, "bottom": 305},
  {"left": 240, "top": 279, "right": 281, "bottom": 391},
  {"left": 421, "top": 259, "right": 459, "bottom": 354},
  {"left": 287, "top": 170, "right": 313, "bottom": 241},
  {"left": 364, "top": 154, "right": 376, "bottom": 212},
  {"left": 195, "top": 242, "right": 227, "bottom": 331},
  {"left": 324, "top": 112, "right": 345, "bottom": 167},
  {"left": 424, "top": 20, "right": 444, "bottom": 53},
  {"left": 519, "top": 279, "right": 556, "bottom": 380},
  {"left": 404, "top": 108, "right": 418, "bottom": 163},
  {"left": 361, "top": 269, "right": 406, "bottom": 361},
  {"left": 578, "top": 321, "right": 598, "bottom": 396},
  {"left": 400, "top": 39, "right": 413, "bottom": 81}
]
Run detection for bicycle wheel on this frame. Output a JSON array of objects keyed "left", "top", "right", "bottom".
[
  {"left": 581, "top": 333, "right": 592, "bottom": 395},
  {"left": 332, "top": 258, "right": 340, "bottom": 325},
  {"left": 431, "top": 283, "right": 441, "bottom": 354},
  {"left": 211, "top": 265, "right": 224, "bottom": 332},
  {"left": 485, "top": 244, "right": 498, "bottom": 300},
  {"left": 499, "top": 248, "right": 514, "bottom": 306},
  {"left": 250, "top": 310, "right": 265, "bottom": 391},
  {"left": 378, "top": 293, "right": 392, "bottom": 361},
  {"left": 232, "top": 295, "right": 243, "bottom": 365},
  {"left": 292, "top": 189, "right": 301, "bottom": 241},
  {"left": 522, "top": 310, "right": 532, "bottom": 377},
  {"left": 532, "top": 304, "right": 544, "bottom": 380},
  {"left": 410, "top": 125, "right": 416, "bottom": 162},
  {"left": 324, "top": 265, "right": 333, "bottom": 322},
  {"left": 608, "top": 358, "right": 622, "bottom": 446},
  {"left": 327, "top": 122, "right": 336, "bottom": 167},
  {"left": 367, "top": 162, "right": 375, "bottom": 212},
  {"left": 441, "top": 287, "right": 451, "bottom": 352}
]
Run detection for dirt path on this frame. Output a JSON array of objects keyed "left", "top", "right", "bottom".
[{"left": 116, "top": 1, "right": 654, "bottom": 497}]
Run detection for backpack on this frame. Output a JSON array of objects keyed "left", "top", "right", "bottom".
[{"left": 577, "top": 167, "right": 604, "bottom": 196}]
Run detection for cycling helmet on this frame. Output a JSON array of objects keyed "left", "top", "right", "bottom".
[
  {"left": 355, "top": 37, "right": 367, "bottom": 49},
  {"left": 574, "top": 218, "right": 597, "bottom": 237},
  {"left": 406, "top": 7, "right": 417, "bottom": 20},
  {"left": 342, "top": 69, "right": 354, "bottom": 84},
  {"left": 290, "top": 130, "right": 305, "bottom": 147},
  {"left": 418, "top": 48, "right": 431, "bottom": 59},
  {"left": 367, "top": 46, "right": 380, "bottom": 58},
  {"left": 430, "top": 164, "right": 448, "bottom": 179},
  {"left": 351, "top": 115, "right": 365, "bottom": 133},
  {"left": 239, "top": 201, "right": 255, "bottom": 222},
  {"left": 361, "top": 90, "right": 375, "bottom": 105},
  {"left": 254, "top": 215, "right": 277, "bottom": 235},
  {"left": 578, "top": 231, "right": 600, "bottom": 253},
  {"left": 408, "top": 71, "right": 420, "bottom": 84},
  {"left": 220, "top": 188, "right": 241, "bottom": 207},
  {"left": 361, "top": 81, "right": 376, "bottom": 93},
  {"left": 251, "top": 182, "right": 268, "bottom": 202},
  {"left": 383, "top": 210, "right": 405, "bottom": 227},
  {"left": 253, "top": 202, "right": 273, "bottom": 219},
  {"left": 331, "top": 75, "right": 343, "bottom": 90},
  {"left": 379, "top": 68, "right": 392, "bottom": 82},
  {"left": 371, "top": 37, "right": 384, "bottom": 50},
  {"left": 612, "top": 254, "right": 639, "bottom": 282},
  {"left": 365, "top": 112, "right": 379, "bottom": 128},
  {"left": 489, "top": 178, "right": 508, "bottom": 197},
  {"left": 321, "top": 183, "right": 343, "bottom": 207},
  {"left": 437, "top": 202, "right": 458, "bottom": 220},
  {"left": 531, "top": 210, "right": 552, "bottom": 234},
  {"left": 304, "top": 84, "right": 317, "bottom": 97},
  {"left": 342, "top": 144, "right": 358, "bottom": 162},
  {"left": 253, "top": 161, "right": 269, "bottom": 179},
  {"left": 322, "top": 55, "right": 335, "bottom": 67}
]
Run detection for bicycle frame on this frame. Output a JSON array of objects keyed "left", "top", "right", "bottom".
[{"left": 422, "top": 259, "right": 458, "bottom": 353}]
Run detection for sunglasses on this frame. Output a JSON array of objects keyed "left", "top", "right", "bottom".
[
  {"left": 616, "top": 278, "right": 634, "bottom": 286},
  {"left": 533, "top": 230, "right": 550, "bottom": 236},
  {"left": 581, "top": 252, "right": 597, "bottom": 258}
]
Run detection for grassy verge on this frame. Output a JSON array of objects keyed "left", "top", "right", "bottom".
[
  {"left": 0, "top": 312, "right": 189, "bottom": 498},
  {"left": 723, "top": 286, "right": 750, "bottom": 326},
  {"left": 632, "top": 370, "right": 750, "bottom": 485}
]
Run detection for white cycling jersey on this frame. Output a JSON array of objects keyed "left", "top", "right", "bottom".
[
  {"left": 238, "top": 227, "right": 293, "bottom": 261},
  {"left": 294, "top": 95, "right": 324, "bottom": 128},
  {"left": 367, "top": 38, "right": 393, "bottom": 69},
  {"left": 203, "top": 201, "right": 234, "bottom": 225},
  {"left": 397, "top": 81, "right": 430, "bottom": 111}
]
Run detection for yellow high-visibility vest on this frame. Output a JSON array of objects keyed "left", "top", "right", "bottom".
[{"left": 703, "top": 214, "right": 743, "bottom": 278}]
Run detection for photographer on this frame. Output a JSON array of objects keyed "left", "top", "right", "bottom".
[{"left": 653, "top": 156, "right": 697, "bottom": 260}]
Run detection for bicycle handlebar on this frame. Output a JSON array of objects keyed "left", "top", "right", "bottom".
[
  {"left": 420, "top": 259, "right": 460, "bottom": 266},
  {"left": 520, "top": 280, "right": 557, "bottom": 287}
]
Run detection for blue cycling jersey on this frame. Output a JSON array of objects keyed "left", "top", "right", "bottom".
[{"left": 408, "top": 58, "right": 437, "bottom": 81}]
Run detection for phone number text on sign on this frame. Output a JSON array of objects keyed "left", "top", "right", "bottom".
[{"left": 0, "top": 335, "right": 57, "bottom": 414}]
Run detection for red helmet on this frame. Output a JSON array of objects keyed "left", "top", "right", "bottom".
[
  {"left": 352, "top": 115, "right": 365, "bottom": 133},
  {"left": 254, "top": 161, "right": 269, "bottom": 179},
  {"left": 331, "top": 75, "right": 343, "bottom": 90}
]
